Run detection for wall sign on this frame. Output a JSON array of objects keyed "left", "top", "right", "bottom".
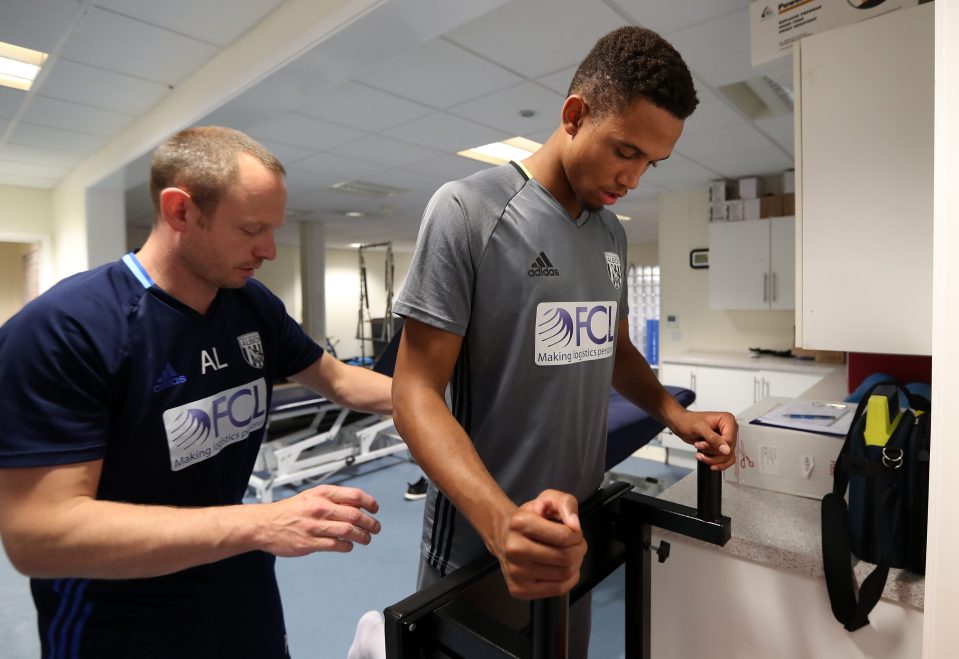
[{"left": 749, "top": 0, "right": 919, "bottom": 66}]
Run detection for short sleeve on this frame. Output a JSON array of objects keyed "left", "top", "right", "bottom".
[
  {"left": 0, "top": 306, "right": 112, "bottom": 467},
  {"left": 393, "top": 183, "right": 475, "bottom": 336}
]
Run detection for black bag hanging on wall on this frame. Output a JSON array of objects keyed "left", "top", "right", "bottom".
[{"left": 821, "top": 382, "right": 931, "bottom": 632}]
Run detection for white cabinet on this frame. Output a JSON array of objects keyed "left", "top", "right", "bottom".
[
  {"left": 795, "top": 4, "right": 932, "bottom": 354},
  {"left": 709, "top": 217, "right": 794, "bottom": 310},
  {"left": 757, "top": 370, "right": 823, "bottom": 401}
]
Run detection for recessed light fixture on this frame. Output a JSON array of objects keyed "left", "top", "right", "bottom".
[
  {"left": 349, "top": 242, "right": 363, "bottom": 248},
  {"left": 616, "top": 214, "right": 632, "bottom": 221},
  {"left": 0, "top": 41, "right": 48, "bottom": 91},
  {"left": 344, "top": 211, "right": 365, "bottom": 218},
  {"left": 457, "top": 136, "right": 543, "bottom": 166}
]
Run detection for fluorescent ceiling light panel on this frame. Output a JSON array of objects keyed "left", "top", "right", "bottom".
[
  {"left": 0, "top": 42, "right": 48, "bottom": 91},
  {"left": 458, "top": 137, "right": 543, "bottom": 166}
]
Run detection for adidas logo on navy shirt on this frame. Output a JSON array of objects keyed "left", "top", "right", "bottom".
[
  {"left": 153, "top": 362, "right": 188, "bottom": 393},
  {"left": 528, "top": 251, "right": 560, "bottom": 277}
]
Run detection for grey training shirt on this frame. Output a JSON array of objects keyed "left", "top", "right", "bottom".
[{"left": 393, "top": 161, "right": 629, "bottom": 574}]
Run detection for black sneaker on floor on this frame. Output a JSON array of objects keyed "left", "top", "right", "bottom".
[{"left": 404, "top": 476, "right": 428, "bottom": 500}]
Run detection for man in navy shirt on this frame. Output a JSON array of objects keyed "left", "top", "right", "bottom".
[{"left": 0, "top": 126, "right": 392, "bottom": 658}]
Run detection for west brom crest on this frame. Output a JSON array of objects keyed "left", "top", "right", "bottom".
[
  {"left": 604, "top": 252, "right": 623, "bottom": 290},
  {"left": 237, "top": 332, "right": 264, "bottom": 369}
]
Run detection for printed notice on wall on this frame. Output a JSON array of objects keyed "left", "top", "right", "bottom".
[{"left": 749, "top": 0, "right": 919, "bottom": 66}]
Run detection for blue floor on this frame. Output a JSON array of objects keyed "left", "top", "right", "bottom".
[{"left": 0, "top": 453, "right": 688, "bottom": 658}]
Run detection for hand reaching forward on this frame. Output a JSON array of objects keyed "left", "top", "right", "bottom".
[
  {"left": 255, "top": 484, "right": 381, "bottom": 556},
  {"left": 494, "top": 489, "right": 587, "bottom": 600},
  {"left": 670, "top": 409, "right": 739, "bottom": 471}
]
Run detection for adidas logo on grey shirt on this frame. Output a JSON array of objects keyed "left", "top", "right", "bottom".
[{"left": 528, "top": 251, "right": 560, "bottom": 277}]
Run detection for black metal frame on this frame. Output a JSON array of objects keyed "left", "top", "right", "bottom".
[{"left": 384, "top": 463, "right": 731, "bottom": 658}]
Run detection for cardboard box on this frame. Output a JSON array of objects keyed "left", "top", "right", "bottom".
[
  {"left": 760, "top": 194, "right": 783, "bottom": 218},
  {"left": 725, "top": 199, "right": 744, "bottom": 222},
  {"left": 782, "top": 193, "right": 795, "bottom": 215},
  {"left": 725, "top": 397, "right": 846, "bottom": 499},
  {"left": 743, "top": 198, "right": 761, "bottom": 220},
  {"left": 709, "top": 203, "right": 727, "bottom": 222},
  {"left": 782, "top": 169, "right": 795, "bottom": 194},
  {"left": 738, "top": 176, "right": 763, "bottom": 199},
  {"left": 708, "top": 180, "right": 734, "bottom": 204}
]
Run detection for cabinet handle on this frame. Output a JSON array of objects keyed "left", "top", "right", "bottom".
[
  {"left": 772, "top": 272, "right": 778, "bottom": 303},
  {"left": 763, "top": 378, "right": 770, "bottom": 399},
  {"left": 690, "top": 372, "right": 697, "bottom": 392},
  {"left": 753, "top": 376, "right": 760, "bottom": 403},
  {"left": 763, "top": 273, "right": 769, "bottom": 303}
]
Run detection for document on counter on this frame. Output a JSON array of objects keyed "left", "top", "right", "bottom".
[{"left": 750, "top": 400, "right": 856, "bottom": 437}]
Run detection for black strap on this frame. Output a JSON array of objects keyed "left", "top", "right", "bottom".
[{"left": 821, "top": 380, "right": 903, "bottom": 631}]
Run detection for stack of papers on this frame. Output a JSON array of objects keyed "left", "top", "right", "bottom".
[{"left": 750, "top": 399, "right": 856, "bottom": 437}]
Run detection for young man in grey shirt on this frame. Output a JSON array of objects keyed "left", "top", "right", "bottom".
[{"left": 391, "top": 26, "right": 738, "bottom": 656}]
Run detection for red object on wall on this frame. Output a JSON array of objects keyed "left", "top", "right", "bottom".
[{"left": 848, "top": 352, "right": 933, "bottom": 393}]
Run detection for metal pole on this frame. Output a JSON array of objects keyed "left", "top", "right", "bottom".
[
  {"left": 530, "top": 594, "right": 568, "bottom": 659},
  {"left": 696, "top": 461, "right": 722, "bottom": 522}
]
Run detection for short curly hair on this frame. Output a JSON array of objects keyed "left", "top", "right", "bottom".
[
  {"left": 150, "top": 126, "right": 285, "bottom": 223},
  {"left": 568, "top": 26, "right": 698, "bottom": 120}
]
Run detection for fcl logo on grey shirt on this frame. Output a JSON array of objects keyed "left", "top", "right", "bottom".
[{"left": 535, "top": 301, "right": 618, "bottom": 366}]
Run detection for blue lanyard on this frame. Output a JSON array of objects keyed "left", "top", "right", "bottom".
[{"left": 121, "top": 252, "right": 155, "bottom": 289}]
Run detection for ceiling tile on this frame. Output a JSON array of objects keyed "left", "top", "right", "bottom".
[
  {"left": 0, "top": 143, "right": 83, "bottom": 169},
  {"left": 40, "top": 59, "right": 169, "bottom": 115},
  {"left": 357, "top": 38, "right": 522, "bottom": 109},
  {"left": 682, "top": 88, "right": 747, "bottom": 135},
  {"left": 641, "top": 153, "right": 719, "bottom": 190},
  {"left": 607, "top": 0, "right": 748, "bottom": 37},
  {"left": 696, "top": 147, "right": 793, "bottom": 179},
  {"left": 296, "top": 82, "right": 435, "bottom": 133},
  {"left": 408, "top": 154, "right": 491, "bottom": 181},
  {"left": 0, "top": 156, "right": 71, "bottom": 180},
  {"left": 675, "top": 123, "right": 782, "bottom": 161},
  {"left": 383, "top": 112, "right": 509, "bottom": 154},
  {"left": 330, "top": 134, "right": 445, "bottom": 168},
  {"left": 25, "top": 95, "right": 134, "bottom": 137},
  {"left": 91, "top": 0, "right": 285, "bottom": 47},
  {"left": 0, "top": 87, "right": 27, "bottom": 120},
  {"left": 754, "top": 115, "right": 794, "bottom": 156},
  {"left": 247, "top": 113, "right": 367, "bottom": 152},
  {"left": 364, "top": 168, "right": 448, "bottom": 196},
  {"left": 667, "top": 10, "right": 755, "bottom": 89},
  {"left": 0, "top": 0, "right": 80, "bottom": 53},
  {"left": 447, "top": 82, "right": 563, "bottom": 136},
  {"left": 61, "top": 7, "right": 220, "bottom": 86},
  {"left": 293, "top": 151, "right": 388, "bottom": 183},
  {"left": 444, "top": 0, "right": 626, "bottom": 79},
  {"left": 255, "top": 139, "right": 317, "bottom": 167},
  {"left": 536, "top": 66, "right": 576, "bottom": 96},
  {"left": 8, "top": 122, "right": 107, "bottom": 154}
]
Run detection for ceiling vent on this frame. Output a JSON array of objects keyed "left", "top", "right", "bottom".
[
  {"left": 330, "top": 180, "right": 407, "bottom": 198},
  {"left": 716, "top": 75, "right": 794, "bottom": 120}
]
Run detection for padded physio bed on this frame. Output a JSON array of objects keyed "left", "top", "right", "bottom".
[{"left": 604, "top": 386, "right": 696, "bottom": 471}]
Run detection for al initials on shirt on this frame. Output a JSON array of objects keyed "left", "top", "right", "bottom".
[{"left": 201, "top": 347, "right": 229, "bottom": 374}]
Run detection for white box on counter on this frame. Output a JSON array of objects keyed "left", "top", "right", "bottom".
[
  {"left": 724, "top": 397, "right": 846, "bottom": 499},
  {"left": 743, "top": 197, "right": 761, "bottom": 220}
]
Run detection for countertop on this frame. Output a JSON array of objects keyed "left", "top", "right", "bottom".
[
  {"left": 656, "top": 474, "right": 924, "bottom": 610},
  {"left": 660, "top": 350, "right": 839, "bottom": 376}
]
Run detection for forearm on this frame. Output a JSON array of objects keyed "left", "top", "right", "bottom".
[
  {"left": 612, "top": 342, "right": 687, "bottom": 430},
  {"left": 393, "top": 384, "right": 515, "bottom": 551},
  {"left": 2, "top": 496, "right": 271, "bottom": 579},
  {"left": 291, "top": 356, "right": 392, "bottom": 415}
]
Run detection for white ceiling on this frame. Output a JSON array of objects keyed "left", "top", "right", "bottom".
[{"left": 0, "top": 0, "right": 797, "bottom": 249}]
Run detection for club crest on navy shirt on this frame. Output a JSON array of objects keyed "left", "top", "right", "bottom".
[{"left": 237, "top": 331, "right": 264, "bottom": 369}]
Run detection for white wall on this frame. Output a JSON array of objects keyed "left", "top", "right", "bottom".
[
  {"left": 0, "top": 185, "right": 55, "bottom": 292},
  {"left": 659, "top": 187, "right": 795, "bottom": 356},
  {"left": 626, "top": 242, "right": 658, "bottom": 267},
  {"left": 255, "top": 243, "right": 303, "bottom": 323},
  {"left": 0, "top": 243, "right": 35, "bottom": 325}
]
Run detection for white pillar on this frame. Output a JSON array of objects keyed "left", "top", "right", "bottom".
[
  {"left": 923, "top": 2, "right": 959, "bottom": 655},
  {"left": 85, "top": 172, "right": 126, "bottom": 268},
  {"left": 300, "top": 221, "right": 326, "bottom": 345}
]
